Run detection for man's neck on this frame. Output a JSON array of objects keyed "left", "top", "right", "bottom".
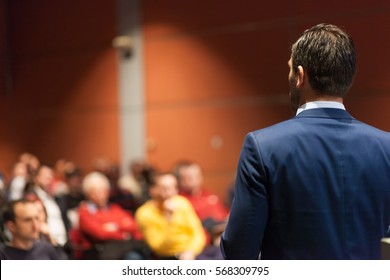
[
  {"left": 296, "top": 100, "right": 346, "bottom": 116},
  {"left": 305, "top": 95, "right": 343, "bottom": 104}
]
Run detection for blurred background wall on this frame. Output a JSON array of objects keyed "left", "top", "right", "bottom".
[{"left": 1, "top": 0, "right": 390, "bottom": 200}]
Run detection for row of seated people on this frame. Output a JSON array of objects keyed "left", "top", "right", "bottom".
[{"left": 0, "top": 154, "right": 230, "bottom": 260}]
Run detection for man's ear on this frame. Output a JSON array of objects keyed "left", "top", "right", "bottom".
[
  {"left": 5, "top": 221, "right": 16, "bottom": 234},
  {"left": 296, "top": 66, "right": 305, "bottom": 88}
]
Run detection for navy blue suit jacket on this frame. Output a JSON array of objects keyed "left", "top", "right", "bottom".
[{"left": 221, "top": 108, "right": 390, "bottom": 259}]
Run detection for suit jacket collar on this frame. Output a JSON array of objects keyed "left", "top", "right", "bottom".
[{"left": 294, "top": 108, "right": 354, "bottom": 119}]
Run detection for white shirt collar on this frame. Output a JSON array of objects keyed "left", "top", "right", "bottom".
[{"left": 296, "top": 101, "right": 345, "bottom": 116}]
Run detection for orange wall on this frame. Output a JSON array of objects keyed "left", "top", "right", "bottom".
[
  {"left": 142, "top": 1, "right": 292, "bottom": 199},
  {"left": 0, "top": 0, "right": 118, "bottom": 179},
  {"left": 142, "top": 0, "right": 390, "bottom": 200},
  {"left": 2, "top": 1, "right": 390, "bottom": 201}
]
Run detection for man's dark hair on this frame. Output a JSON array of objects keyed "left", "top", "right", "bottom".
[
  {"left": 2, "top": 201, "right": 16, "bottom": 223},
  {"left": 149, "top": 171, "right": 177, "bottom": 188},
  {"left": 291, "top": 23, "right": 356, "bottom": 98},
  {"left": 2, "top": 199, "right": 24, "bottom": 223}
]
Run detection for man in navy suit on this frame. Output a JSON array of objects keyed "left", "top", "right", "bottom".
[{"left": 221, "top": 23, "right": 390, "bottom": 259}]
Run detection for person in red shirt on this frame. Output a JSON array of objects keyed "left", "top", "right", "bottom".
[
  {"left": 174, "top": 161, "right": 229, "bottom": 223},
  {"left": 74, "top": 171, "right": 149, "bottom": 259}
]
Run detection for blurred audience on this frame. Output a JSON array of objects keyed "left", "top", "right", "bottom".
[
  {"left": 7, "top": 161, "right": 29, "bottom": 201},
  {"left": 25, "top": 165, "right": 69, "bottom": 250},
  {"left": 93, "top": 157, "right": 139, "bottom": 214},
  {"left": 24, "top": 194, "right": 58, "bottom": 246},
  {"left": 0, "top": 199, "right": 59, "bottom": 260},
  {"left": 174, "top": 161, "right": 229, "bottom": 223},
  {"left": 57, "top": 166, "right": 85, "bottom": 229},
  {"left": 6, "top": 152, "right": 40, "bottom": 202},
  {"left": 118, "top": 160, "right": 155, "bottom": 211},
  {"left": 74, "top": 171, "right": 149, "bottom": 260},
  {"left": 135, "top": 172, "right": 206, "bottom": 260},
  {"left": 1, "top": 155, "right": 231, "bottom": 260},
  {"left": 19, "top": 152, "right": 40, "bottom": 178},
  {"left": 50, "top": 159, "right": 75, "bottom": 196}
]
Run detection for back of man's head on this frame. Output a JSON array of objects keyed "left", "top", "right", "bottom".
[{"left": 291, "top": 23, "right": 356, "bottom": 98}]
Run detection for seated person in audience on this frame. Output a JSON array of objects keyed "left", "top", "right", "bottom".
[
  {"left": 93, "top": 157, "right": 139, "bottom": 214},
  {"left": 135, "top": 172, "right": 206, "bottom": 260},
  {"left": 19, "top": 152, "right": 40, "bottom": 178},
  {"left": 24, "top": 194, "right": 69, "bottom": 259},
  {"left": 24, "top": 194, "right": 58, "bottom": 246},
  {"left": 24, "top": 165, "right": 69, "bottom": 250},
  {"left": 75, "top": 171, "right": 149, "bottom": 260},
  {"left": 7, "top": 161, "right": 29, "bottom": 201},
  {"left": 51, "top": 159, "right": 76, "bottom": 196},
  {"left": 174, "top": 161, "right": 229, "bottom": 223},
  {"left": 0, "top": 199, "right": 59, "bottom": 260},
  {"left": 57, "top": 166, "right": 85, "bottom": 229},
  {"left": 118, "top": 160, "right": 156, "bottom": 210},
  {"left": 109, "top": 164, "right": 140, "bottom": 215}
]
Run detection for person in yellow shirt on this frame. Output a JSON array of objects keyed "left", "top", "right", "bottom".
[{"left": 135, "top": 172, "right": 206, "bottom": 260}]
